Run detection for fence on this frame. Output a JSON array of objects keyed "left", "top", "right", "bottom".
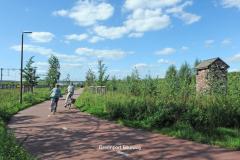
[
  {"left": 0, "top": 84, "right": 18, "bottom": 89},
  {"left": 89, "top": 86, "right": 107, "bottom": 94},
  {"left": 0, "top": 84, "right": 47, "bottom": 93}
]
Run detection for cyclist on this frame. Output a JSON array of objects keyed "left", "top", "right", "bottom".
[
  {"left": 64, "top": 82, "right": 75, "bottom": 108},
  {"left": 50, "top": 84, "right": 62, "bottom": 114}
]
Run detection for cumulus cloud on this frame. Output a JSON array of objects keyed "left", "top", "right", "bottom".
[
  {"left": 181, "top": 46, "right": 189, "bottom": 50},
  {"left": 53, "top": 0, "right": 200, "bottom": 42},
  {"left": 124, "top": 9, "right": 171, "bottom": 32},
  {"left": 128, "top": 32, "right": 144, "bottom": 38},
  {"left": 93, "top": 25, "right": 128, "bottom": 39},
  {"left": 28, "top": 32, "right": 54, "bottom": 43},
  {"left": 155, "top": 48, "right": 176, "bottom": 55},
  {"left": 124, "top": 0, "right": 182, "bottom": 10},
  {"left": 221, "top": 38, "right": 232, "bottom": 45},
  {"left": 65, "top": 33, "right": 89, "bottom": 42},
  {"left": 11, "top": 44, "right": 86, "bottom": 63},
  {"left": 75, "top": 48, "right": 127, "bottom": 59},
  {"left": 53, "top": 0, "right": 114, "bottom": 26},
  {"left": 133, "top": 63, "right": 148, "bottom": 69},
  {"left": 88, "top": 36, "right": 104, "bottom": 43},
  {"left": 91, "top": 0, "right": 199, "bottom": 41},
  {"left": 166, "top": 1, "right": 201, "bottom": 24},
  {"left": 62, "top": 63, "right": 83, "bottom": 68},
  {"left": 157, "top": 58, "right": 175, "bottom": 64},
  {"left": 204, "top": 39, "right": 215, "bottom": 47},
  {"left": 221, "top": 0, "right": 240, "bottom": 9}
]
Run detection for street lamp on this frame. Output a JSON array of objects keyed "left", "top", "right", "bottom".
[{"left": 20, "top": 31, "right": 32, "bottom": 104}]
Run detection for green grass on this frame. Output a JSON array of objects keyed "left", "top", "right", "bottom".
[
  {"left": 0, "top": 88, "right": 50, "bottom": 160},
  {"left": 75, "top": 91, "right": 240, "bottom": 150}
]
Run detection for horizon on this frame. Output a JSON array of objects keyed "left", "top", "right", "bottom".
[{"left": 0, "top": 0, "right": 240, "bottom": 81}]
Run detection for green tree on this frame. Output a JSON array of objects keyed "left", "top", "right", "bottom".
[
  {"left": 109, "top": 75, "right": 118, "bottom": 91},
  {"left": 85, "top": 68, "right": 96, "bottom": 86},
  {"left": 178, "top": 62, "right": 193, "bottom": 103},
  {"left": 97, "top": 60, "right": 109, "bottom": 86},
  {"left": 23, "top": 56, "right": 39, "bottom": 92},
  {"left": 193, "top": 59, "right": 201, "bottom": 74},
  {"left": 128, "top": 68, "right": 141, "bottom": 96},
  {"left": 46, "top": 55, "right": 61, "bottom": 88},
  {"left": 165, "top": 65, "right": 178, "bottom": 97},
  {"left": 143, "top": 75, "right": 158, "bottom": 97}
]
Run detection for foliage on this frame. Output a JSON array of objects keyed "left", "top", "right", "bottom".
[
  {"left": 0, "top": 88, "right": 49, "bottom": 159},
  {"left": 46, "top": 55, "right": 61, "bottom": 88},
  {"left": 76, "top": 61, "right": 240, "bottom": 149},
  {"left": 97, "top": 60, "right": 109, "bottom": 86},
  {"left": 23, "top": 56, "right": 39, "bottom": 92},
  {"left": 85, "top": 68, "right": 96, "bottom": 86}
]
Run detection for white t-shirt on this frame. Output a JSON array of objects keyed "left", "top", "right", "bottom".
[{"left": 68, "top": 85, "right": 74, "bottom": 93}]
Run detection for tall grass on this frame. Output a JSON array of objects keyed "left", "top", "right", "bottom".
[
  {"left": 76, "top": 69, "right": 240, "bottom": 150},
  {"left": 0, "top": 88, "right": 50, "bottom": 159}
]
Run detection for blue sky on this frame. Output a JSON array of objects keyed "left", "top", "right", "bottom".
[{"left": 0, "top": 0, "right": 240, "bottom": 81}]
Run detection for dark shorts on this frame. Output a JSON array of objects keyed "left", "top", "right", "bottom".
[{"left": 51, "top": 98, "right": 59, "bottom": 103}]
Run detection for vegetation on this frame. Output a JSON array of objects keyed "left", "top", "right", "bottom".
[
  {"left": 76, "top": 60, "right": 240, "bottom": 150},
  {"left": 0, "top": 88, "right": 49, "bottom": 159},
  {"left": 85, "top": 60, "right": 109, "bottom": 87},
  {"left": 46, "top": 55, "right": 61, "bottom": 88},
  {"left": 97, "top": 60, "right": 109, "bottom": 86},
  {"left": 23, "top": 56, "right": 39, "bottom": 93},
  {"left": 85, "top": 68, "right": 96, "bottom": 86}
]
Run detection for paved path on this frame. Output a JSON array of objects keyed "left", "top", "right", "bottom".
[{"left": 8, "top": 89, "right": 240, "bottom": 160}]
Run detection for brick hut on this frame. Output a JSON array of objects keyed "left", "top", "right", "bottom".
[{"left": 196, "top": 57, "right": 229, "bottom": 93}]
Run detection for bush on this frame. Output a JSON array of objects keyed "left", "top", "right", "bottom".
[
  {"left": 0, "top": 88, "right": 49, "bottom": 159},
  {"left": 150, "top": 104, "right": 186, "bottom": 128}
]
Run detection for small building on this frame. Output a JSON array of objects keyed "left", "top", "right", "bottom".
[{"left": 196, "top": 57, "right": 229, "bottom": 93}]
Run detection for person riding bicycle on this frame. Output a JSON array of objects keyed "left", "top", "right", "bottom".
[
  {"left": 64, "top": 82, "right": 75, "bottom": 108},
  {"left": 50, "top": 84, "right": 62, "bottom": 114}
]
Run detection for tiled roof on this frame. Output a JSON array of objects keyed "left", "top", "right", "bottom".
[{"left": 196, "top": 57, "right": 229, "bottom": 69}]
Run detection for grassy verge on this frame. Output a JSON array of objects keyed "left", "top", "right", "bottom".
[
  {"left": 75, "top": 91, "right": 240, "bottom": 150},
  {"left": 0, "top": 88, "right": 50, "bottom": 160}
]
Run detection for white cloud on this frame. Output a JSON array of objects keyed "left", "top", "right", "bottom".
[
  {"left": 221, "top": 38, "right": 232, "bottom": 45},
  {"left": 229, "top": 53, "right": 240, "bottom": 62},
  {"left": 93, "top": 25, "right": 128, "bottom": 39},
  {"left": 53, "top": 0, "right": 114, "bottom": 26},
  {"left": 34, "top": 62, "right": 48, "bottom": 67},
  {"left": 128, "top": 32, "right": 144, "bottom": 38},
  {"left": 133, "top": 63, "right": 148, "bottom": 69},
  {"left": 90, "top": 0, "right": 199, "bottom": 41},
  {"left": 53, "top": 9, "right": 68, "bottom": 16},
  {"left": 181, "top": 46, "right": 189, "bottom": 50},
  {"left": 11, "top": 44, "right": 86, "bottom": 63},
  {"left": 75, "top": 48, "right": 127, "bottom": 59},
  {"left": 62, "top": 63, "right": 83, "bottom": 68},
  {"left": 157, "top": 58, "right": 175, "bottom": 64},
  {"left": 166, "top": 1, "right": 201, "bottom": 24},
  {"left": 65, "top": 34, "right": 89, "bottom": 42},
  {"left": 53, "top": 0, "right": 200, "bottom": 43},
  {"left": 93, "top": 9, "right": 170, "bottom": 40},
  {"left": 124, "top": 0, "right": 182, "bottom": 10},
  {"left": 88, "top": 36, "right": 104, "bottom": 43},
  {"left": 125, "top": 9, "right": 171, "bottom": 32},
  {"left": 204, "top": 39, "right": 215, "bottom": 47},
  {"left": 156, "top": 48, "right": 176, "bottom": 55},
  {"left": 221, "top": 0, "right": 240, "bottom": 9},
  {"left": 28, "top": 32, "right": 54, "bottom": 43}
]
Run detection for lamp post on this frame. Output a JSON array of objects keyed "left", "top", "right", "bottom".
[{"left": 20, "top": 31, "right": 32, "bottom": 104}]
